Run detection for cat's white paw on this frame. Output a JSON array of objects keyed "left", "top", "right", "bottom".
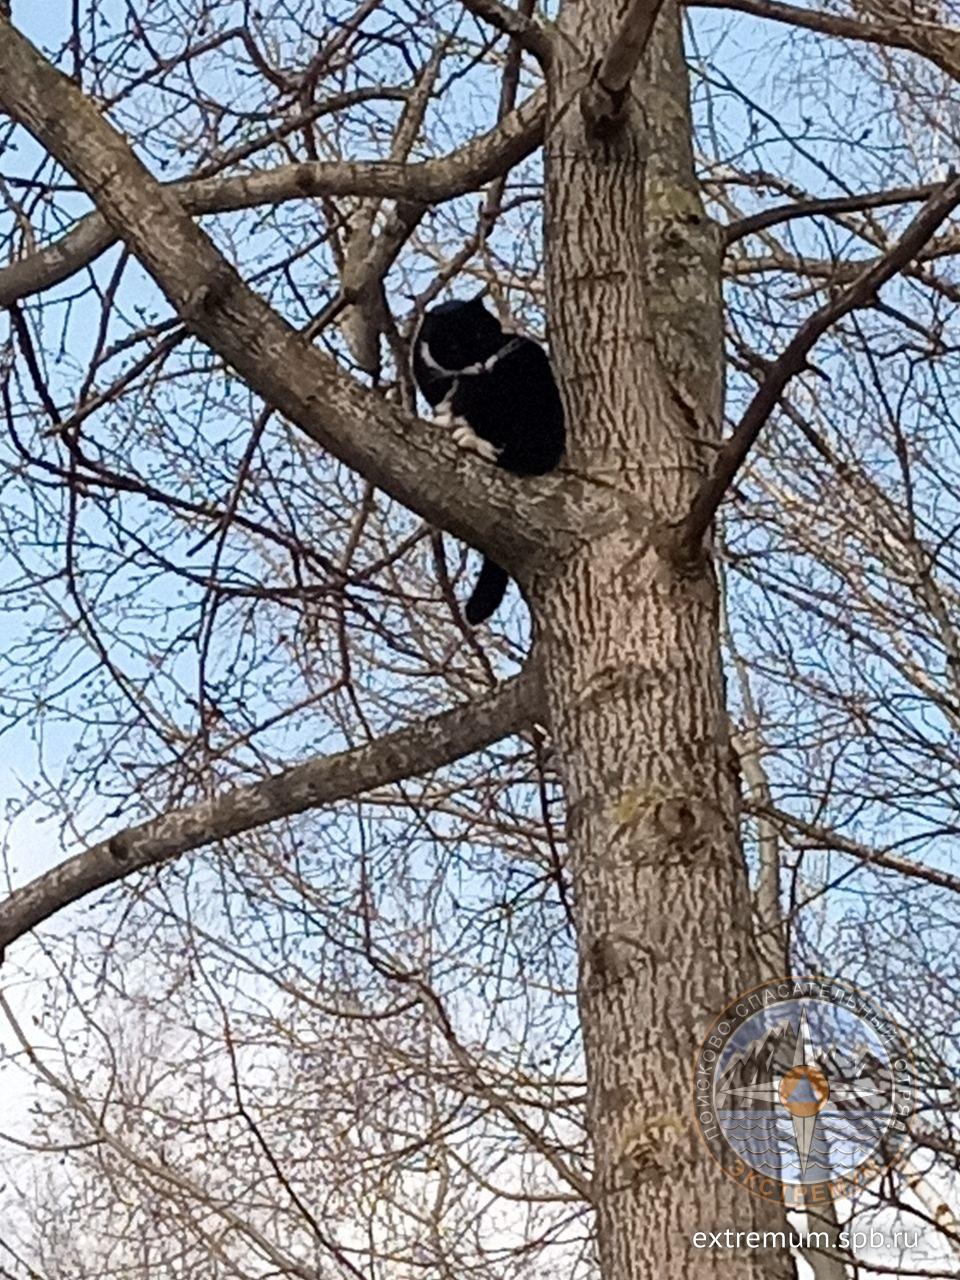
[
  {"left": 435, "top": 404, "right": 456, "bottom": 428},
  {"left": 451, "top": 423, "right": 476, "bottom": 447},
  {"left": 452, "top": 424, "right": 499, "bottom": 463}
]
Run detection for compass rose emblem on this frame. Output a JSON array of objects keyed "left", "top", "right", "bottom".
[{"left": 694, "top": 978, "right": 914, "bottom": 1205}]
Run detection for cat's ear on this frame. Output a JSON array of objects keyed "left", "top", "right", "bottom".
[{"left": 469, "top": 291, "right": 488, "bottom": 309}]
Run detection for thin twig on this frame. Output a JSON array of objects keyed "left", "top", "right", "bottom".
[{"left": 722, "top": 181, "right": 940, "bottom": 247}]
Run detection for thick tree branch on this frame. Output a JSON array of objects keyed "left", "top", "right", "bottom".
[
  {"left": 580, "top": 0, "right": 669, "bottom": 136},
  {"left": 673, "top": 174, "right": 960, "bottom": 558},
  {"left": 0, "top": 670, "right": 541, "bottom": 958},
  {"left": 0, "top": 23, "right": 617, "bottom": 573},
  {"left": 0, "top": 87, "right": 545, "bottom": 307},
  {"left": 693, "top": 0, "right": 960, "bottom": 83},
  {"left": 459, "top": 0, "right": 555, "bottom": 66}
]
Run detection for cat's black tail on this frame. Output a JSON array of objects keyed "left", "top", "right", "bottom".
[{"left": 465, "top": 557, "right": 509, "bottom": 625}]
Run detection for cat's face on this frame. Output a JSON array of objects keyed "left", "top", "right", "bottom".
[{"left": 419, "top": 296, "right": 503, "bottom": 369}]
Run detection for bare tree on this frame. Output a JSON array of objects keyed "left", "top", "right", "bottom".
[{"left": 2, "top": 1, "right": 960, "bottom": 1278}]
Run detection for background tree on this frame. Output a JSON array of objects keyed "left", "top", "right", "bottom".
[{"left": 0, "top": 2, "right": 959, "bottom": 1279}]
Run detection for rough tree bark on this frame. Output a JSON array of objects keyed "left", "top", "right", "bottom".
[{"left": 535, "top": 4, "right": 794, "bottom": 1276}]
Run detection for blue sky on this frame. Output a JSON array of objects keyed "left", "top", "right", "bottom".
[
  {"left": 2, "top": 0, "right": 958, "bottom": 1025},
  {"left": 1, "top": 5, "right": 959, "bottom": 1268}
]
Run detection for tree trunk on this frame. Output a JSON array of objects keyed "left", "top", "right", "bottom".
[{"left": 536, "top": 4, "right": 795, "bottom": 1275}]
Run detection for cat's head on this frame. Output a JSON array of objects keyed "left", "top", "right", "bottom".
[{"left": 419, "top": 294, "right": 503, "bottom": 369}]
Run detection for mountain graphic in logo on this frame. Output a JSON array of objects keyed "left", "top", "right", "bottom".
[{"left": 695, "top": 978, "right": 914, "bottom": 1203}]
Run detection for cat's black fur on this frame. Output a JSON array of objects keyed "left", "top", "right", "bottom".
[{"left": 411, "top": 295, "right": 565, "bottom": 624}]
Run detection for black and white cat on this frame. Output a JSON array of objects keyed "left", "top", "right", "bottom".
[{"left": 411, "top": 295, "right": 565, "bottom": 624}]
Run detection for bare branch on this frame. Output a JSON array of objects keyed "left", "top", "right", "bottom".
[
  {"left": 0, "top": 670, "right": 541, "bottom": 958},
  {"left": 397, "top": 974, "right": 593, "bottom": 1201},
  {"left": 0, "top": 87, "right": 545, "bottom": 307},
  {"left": 580, "top": 0, "right": 669, "bottom": 136},
  {"left": 746, "top": 803, "right": 960, "bottom": 898},
  {"left": 459, "top": 0, "right": 555, "bottom": 66},
  {"left": 673, "top": 174, "right": 960, "bottom": 558},
  {"left": 0, "top": 991, "right": 333, "bottom": 1280},
  {"left": 0, "top": 22, "right": 618, "bottom": 574},
  {"left": 693, "top": 0, "right": 960, "bottom": 82},
  {"left": 722, "top": 180, "right": 940, "bottom": 247}
]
